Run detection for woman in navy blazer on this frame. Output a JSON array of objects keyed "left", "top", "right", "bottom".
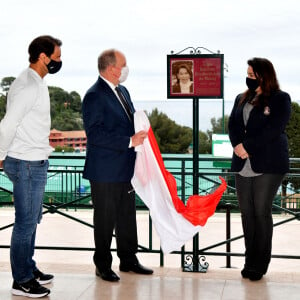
[{"left": 228, "top": 58, "right": 291, "bottom": 281}]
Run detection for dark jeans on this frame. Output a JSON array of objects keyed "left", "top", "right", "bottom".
[
  {"left": 3, "top": 156, "right": 48, "bottom": 283},
  {"left": 90, "top": 181, "right": 138, "bottom": 271},
  {"left": 235, "top": 173, "right": 284, "bottom": 274}
]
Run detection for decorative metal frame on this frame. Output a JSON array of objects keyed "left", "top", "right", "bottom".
[
  {"left": 171, "top": 46, "right": 220, "bottom": 55},
  {"left": 183, "top": 255, "right": 209, "bottom": 273}
]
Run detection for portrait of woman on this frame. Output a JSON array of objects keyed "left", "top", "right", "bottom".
[{"left": 172, "top": 62, "right": 194, "bottom": 94}]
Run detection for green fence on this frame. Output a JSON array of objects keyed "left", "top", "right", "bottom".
[
  {"left": 1, "top": 154, "right": 299, "bottom": 270},
  {"left": 0, "top": 154, "right": 300, "bottom": 210}
]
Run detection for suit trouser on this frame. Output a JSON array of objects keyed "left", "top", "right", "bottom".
[
  {"left": 235, "top": 173, "right": 284, "bottom": 274},
  {"left": 90, "top": 181, "right": 138, "bottom": 271}
]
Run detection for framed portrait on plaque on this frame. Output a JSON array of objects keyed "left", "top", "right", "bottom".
[{"left": 167, "top": 54, "right": 224, "bottom": 99}]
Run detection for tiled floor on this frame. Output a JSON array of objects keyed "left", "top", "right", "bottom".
[
  {"left": 1, "top": 209, "right": 300, "bottom": 299},
  {"left": 1, "top": 267, "right": 300, "bottom": 300}
]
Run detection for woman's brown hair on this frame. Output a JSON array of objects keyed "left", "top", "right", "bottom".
[{"left": 240, "top": 57, "right": 280, "bottom": 106}]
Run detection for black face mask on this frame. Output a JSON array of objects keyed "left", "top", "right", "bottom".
[
  {"left": 246, "top": 77, "right": 259, "bottom": 92},
  {"left": 47, "top": 59, "right": 62, "bottom": 74}
]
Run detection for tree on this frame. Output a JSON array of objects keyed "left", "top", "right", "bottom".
[
  {"left": 286, "top": 102, "right": 300, "bottom": 158},
  {"left": 0, "top": 76, "right": 15, "bottom": 94},
  {"left": 199, "top": 131, "right": 211, "bottom": 154},
  {"left": 0, "top": 77, "right": 16, "bottom": 120},
  {"left": 286, "top": 101, "right": 300, "bottom": 191},
  {"left": 0, "top": 94, "right": 6, "bottom": 120},
  {"left": 49, "top": 86, "right": 71, "bottom": 119},
  {"left": 54, "top": 145, "right": 75, "bottom": 152},
  {"left": 207, "top": 115, "right": 229, "bottom": 135},
  {"left": 48, "top": 86, "right": 83, "bottom": 130},
  {"left": 148, "top": 108, "right": 192, "bottom": 153},
  {"left": 51, "top": 110, "right": 83, "bottom": 130},
  {"left": 69, "top": 91, "right": 82, "bottom": 113}
]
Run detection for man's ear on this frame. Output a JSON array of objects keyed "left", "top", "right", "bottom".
[{"left": 39, "top": 52, "right": 48, "bottom": 63}]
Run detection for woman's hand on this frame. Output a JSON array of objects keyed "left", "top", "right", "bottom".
[{"left": 234, "top": 143, "right": 249, "bottom": 159}]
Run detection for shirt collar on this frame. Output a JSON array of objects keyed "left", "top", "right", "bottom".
[
  {"left": 99, "top": 74, "right": 117, "bottom": 91},
  {"left": 28, "top": 67, "right": 44, "bottom": 82}
]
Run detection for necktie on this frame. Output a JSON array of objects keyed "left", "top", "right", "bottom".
[{"left": 115, "top": 86, "right": 133, "bottom": 122}]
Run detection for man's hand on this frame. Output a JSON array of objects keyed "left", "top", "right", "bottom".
[
  {"left": 131, "top": 130, "right": 148, "bottom": 147},
  {"left": 0, "top": 160, "right": 3, "bottom": 169}
]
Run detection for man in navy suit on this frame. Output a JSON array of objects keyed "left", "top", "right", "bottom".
[{"left": 82, "top": 49, "right": 153, "bottom": 282}]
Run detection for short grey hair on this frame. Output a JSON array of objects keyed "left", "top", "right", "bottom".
[{"left": 98, "top": 49, "right": 116, "bottom": 72}]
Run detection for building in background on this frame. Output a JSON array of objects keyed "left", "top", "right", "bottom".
[{"left": 49, "top": 129, "right": 86, "bottom": 152}]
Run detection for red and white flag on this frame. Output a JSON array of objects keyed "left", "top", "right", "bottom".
[{"left": 131, "top": 111, "right": 227, "bottom": 254}]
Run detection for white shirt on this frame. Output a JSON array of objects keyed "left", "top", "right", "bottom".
[{"left": 0, "top": 67, "right": 53, "bottom": 161}]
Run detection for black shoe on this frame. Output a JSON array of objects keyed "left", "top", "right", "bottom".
[
  {"left": 12, "top": 278, "right": 50, "bottom": 298},
  {"left": 249, "top": 271, "right": 263, "bottom": 281},
  {"left": 241, "top": 268, "right": 252, "bottom": 278},
  {"left": 96, "top": 267, "right": 120, "bottom": 282},
  {"left": 241, "top": 268, "right": 263, "bottom": 281},
  {"left": 119, "top": 262, "right": 153, "bottom": 275},
  {"left": 33, "top": 269, "right": 54, "bottom": 285}
]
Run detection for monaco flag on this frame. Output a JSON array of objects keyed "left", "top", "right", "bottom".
[{"left": 131, "top": 111, "right": 227, "bottom": 254}]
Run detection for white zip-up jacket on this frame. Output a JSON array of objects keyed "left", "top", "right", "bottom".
[{"left": 0, "top": 68, "right": 53, "bottom": 161}]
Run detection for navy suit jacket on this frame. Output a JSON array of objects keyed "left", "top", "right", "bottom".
[
  {"left": 82, "top": 76, "right": 136, "bottom": 182},
  {"left": 228, "top": 90, "right": 291, "bottom": 174}
]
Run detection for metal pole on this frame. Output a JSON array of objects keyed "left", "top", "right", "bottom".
[
  {"left": 183, "top": 97, "right": 208, "bottom": 272},
  {"left": 222, "top": 97, "right": 225, "bottom": 134},
  {"left": 225, "top": 203, "right": 231, "bottom": 268},
  {"left": 192, "top": 97, "right": 199, "bottom": 271}
]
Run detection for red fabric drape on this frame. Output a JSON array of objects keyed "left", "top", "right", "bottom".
[{"left": 148, "top": 127, "right": 227, "bottom": 226}]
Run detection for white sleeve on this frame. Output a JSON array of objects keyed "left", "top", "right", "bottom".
[{"left": 0, "top": 84, "right": 37, "bottom": 160}]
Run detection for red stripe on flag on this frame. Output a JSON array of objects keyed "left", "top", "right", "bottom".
[{"left": 147, "top": 127, "right": 227, "bottom": 226}]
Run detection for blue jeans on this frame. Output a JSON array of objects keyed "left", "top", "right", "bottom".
[{"left": 3, "top": 156, "right": 49, "bottom": 283}]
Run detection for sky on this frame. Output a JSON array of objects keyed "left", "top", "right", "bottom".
[{"left": 1, "top": 0, "right": 300, "bottom": 117}]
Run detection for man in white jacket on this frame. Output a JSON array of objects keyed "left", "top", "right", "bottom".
[{"left": 0, "top": 35, "right": 62, "bottom": 298}]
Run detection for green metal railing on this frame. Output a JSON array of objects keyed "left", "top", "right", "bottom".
[{"left": 0, "top": 154, "right": 299, "bottom": 269}]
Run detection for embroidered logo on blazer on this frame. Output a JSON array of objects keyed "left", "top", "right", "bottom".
[{"left": 264, "top": 106, "right": 270, "bottom": 115}]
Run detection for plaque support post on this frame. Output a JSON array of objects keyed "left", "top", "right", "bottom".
[
  {"left": 183, "top": 97, "right": 209, "bottom": 273},
  {"left": 168, "top": 46, "right": 225, "bottom": 273}
]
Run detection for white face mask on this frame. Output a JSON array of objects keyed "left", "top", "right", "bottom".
[{"left": 119, "top": 66, "right": 129, "bottom": 83}]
